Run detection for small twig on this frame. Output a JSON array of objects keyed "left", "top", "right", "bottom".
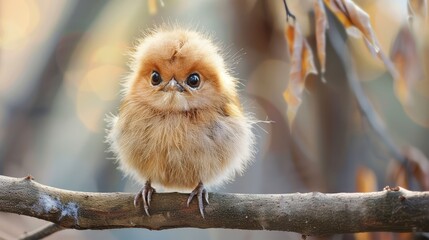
[
  {"left": 20, "top": 224, "right": 64, "bottom": 240},
  {"left": 282, "top": 0, "right": 296, "bottom": 22}
]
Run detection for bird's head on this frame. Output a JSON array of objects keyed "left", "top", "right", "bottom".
[{"left": 124, "top": 28, "right": 237, "bottom": 113}]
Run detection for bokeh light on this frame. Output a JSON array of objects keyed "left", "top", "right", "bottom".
[
  {"left": 76, "top": 65, "right": 124, "bottom": 132},
  {"left": 0, "top": 0, "right": 40, "bottom": 49}
]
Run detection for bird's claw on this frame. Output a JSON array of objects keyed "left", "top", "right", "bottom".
[
  {"left": 187, "top": 182, "right": 209, "bottom": 218},
  {"left": 134, "top": 181, "right": 155, "bottom": 216}
]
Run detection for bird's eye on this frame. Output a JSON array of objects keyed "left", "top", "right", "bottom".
[
  {"left": 151, "top": 71, "right": 162, "bottom": 86},
  {"left": 186, "top": 73, "right": 201, "bottom": 88}
]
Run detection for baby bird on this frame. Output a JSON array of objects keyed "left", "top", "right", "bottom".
[{"left": 107, "top": 27, "right": 254, "bottom": 218}]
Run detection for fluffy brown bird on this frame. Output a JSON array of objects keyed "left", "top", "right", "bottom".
[{"left": 107, "top": 27, "right": 255, "bottom": 217}]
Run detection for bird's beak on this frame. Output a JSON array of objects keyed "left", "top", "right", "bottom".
[{"left": 163, "top": 78, "right": 185, "bottom": 93}]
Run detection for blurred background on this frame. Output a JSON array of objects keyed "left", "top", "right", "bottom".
[{"left": 0, "top": 0, "right": 428, "bottom": 239}]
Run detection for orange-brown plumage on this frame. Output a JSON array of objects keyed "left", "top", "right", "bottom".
[{"left": 107, "top": 27, "right": 254, "bottom": 217}]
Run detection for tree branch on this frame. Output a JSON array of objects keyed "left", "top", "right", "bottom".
[
  {"left": 1, "top": 175, "right": 429, "bottom": 238},
  {"left": 20, "top": 223, "right": 63, "bottom": 240},
  {"left": 326, "top": 9, "right": 407, "bottom": 165}
]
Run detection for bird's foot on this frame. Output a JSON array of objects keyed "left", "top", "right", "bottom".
[
  {"left": 187, "top": 182, "right": 209, "bottom": 218},
  {"left": 134, "top": 181, "right": 155, "bottom": 216}
]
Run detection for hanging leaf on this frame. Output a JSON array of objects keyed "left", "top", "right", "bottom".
[
  {"left": 403, "top": 146, "right": 429, "bottom": 190},
  {"left": 388, "top": 146, "right": 429, "bottom": 190},
  {"left": 354, "top": 166, "right": 380, "bottom": 240},
  {"left": 408, "top": 0, "right": 428, "bottom": 25},
  {"left": 323, "top": 0, "right": 377, "bottom": 52},
  {"left": 148, "top": 0, "right": 158, "bottom": 15},
  {"left": 355, "top": 165, "right": 377, "bottom": 192},
  {"left": 324, "top": 0, "right": 399, "bottom": 80},
  {"left": 390, "top": 25, "right": 424, "bottom": 105},
  {"left": 283, "top": 23, "right": 317, "bottom": 127},
  {"left": 313, "top": 0, "right": 329, "bottom": 79}
]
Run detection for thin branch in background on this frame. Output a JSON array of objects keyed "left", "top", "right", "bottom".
[
  {"left": 326, "top": 11, "right": 407, "bottom": 167},
  {"left": 20, "top": 224, "right": 63, "bottom": 240},
  {"left": 282, "top": 0, "right": 296, "bottom": 22}
]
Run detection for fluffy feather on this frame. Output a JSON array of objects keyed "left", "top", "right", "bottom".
[{"left": 107, "top": 27, "right": 255, "bottom": 192}]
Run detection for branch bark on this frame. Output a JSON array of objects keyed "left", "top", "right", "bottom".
[{"left": 1, "top": 175, "right": 429, "bottom": 238}]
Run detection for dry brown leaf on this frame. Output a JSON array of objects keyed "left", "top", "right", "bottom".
[
  {"left": 390, "top": 25, "right": 425, "bottom": 105},
  {"left": 148, "top": 0, "right": 157, "bottom": 15},
  {"left": 403, "top": 146, "right": 429, "bottom": 190},
  {"left": 355, "top": 165, "right": 377, "bottom": 192},
  {"left": 408, "top": 0, "right": 428, "bottom": 24},
  {"left": 354, "top": 166, "right": 379, "bottom": 240},
  {"left": 354, "top": 233, "right": 371, "bottom": 240},
  {"left": 387, "top": 159, "right": 409, "bottom": 188},
  {"left": 388, "top": 146, "right": 429, "bottom": 190},
  {"left": 324, "top": 0, "right": 378, "bottom": 52},
  {"left": 313, "top": 0, "right": 328, "bottom": 78},
  {"left": 356, "top": 231, "right": 395, "bottom": 240},
  {"left": 397, "top": 233, "right": 413, "bottom": 240},
  {"left": 283, "top": 23, "right": 317, "bottom": 127},
  {"left": 324, "top": 0, "right": 399, "bottom": 80}
]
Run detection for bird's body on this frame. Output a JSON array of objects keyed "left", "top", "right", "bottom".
[
  {"left": 107, "top": 27, "right": 254, "bottom": 217},
  {"left": 110, "top": 103, "right": 252, "bottom": 190}
]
